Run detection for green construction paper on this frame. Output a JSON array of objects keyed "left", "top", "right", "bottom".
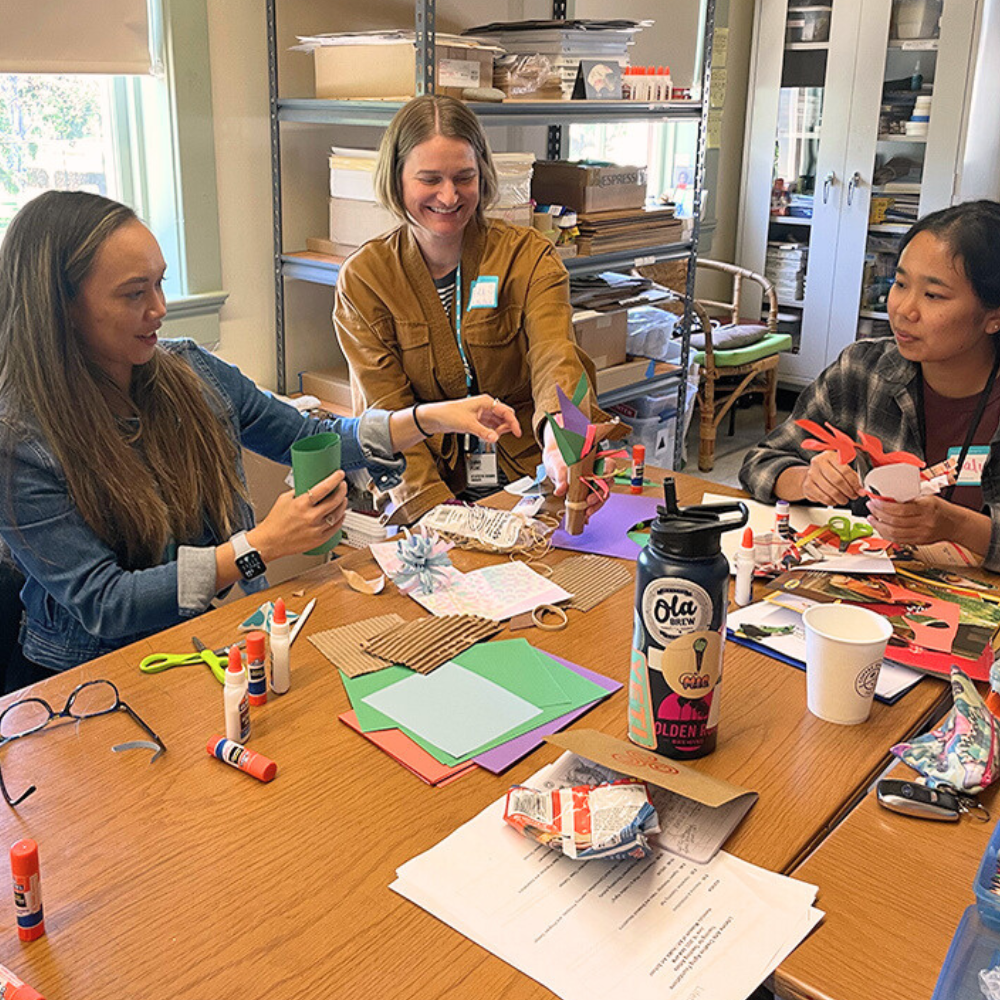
[
  {"left": 291, "top": 432, "right": 342, "bottom": 554},
  {"left": 571, "top": 372, "right": 589, "bottom": 407},
  {"left": 544, "top": 413, "right": 587, "bottom": 465},
  {"left": 340, "top": 639, "right": 609, "bottom": 766}
]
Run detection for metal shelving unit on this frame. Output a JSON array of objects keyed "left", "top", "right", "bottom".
[{"left": 267, "top": 0, "right": 715, "bottom": 470}]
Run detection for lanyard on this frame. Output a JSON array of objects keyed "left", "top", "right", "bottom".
[
  {"left": 916, "top": 350, "right": 1000, "bottom": 502},
  {"left": 453, "top": 263, "right": 473, "bottom": 394}
]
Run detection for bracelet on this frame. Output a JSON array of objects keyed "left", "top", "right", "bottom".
[{"left": 412, "top": 403, "right": 431, "bottom": 439}]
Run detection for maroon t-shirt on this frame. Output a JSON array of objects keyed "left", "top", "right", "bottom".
[{"left": 923, "top": 376, "right": 1000, "bottom": 510}]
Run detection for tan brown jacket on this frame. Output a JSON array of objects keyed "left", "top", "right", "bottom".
[{"left": 334, "top": 219, "right": 608, "bottom": 523}]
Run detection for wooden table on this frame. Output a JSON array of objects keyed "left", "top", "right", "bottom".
[{"left": 0, "top": 475, "right": 949, "bottom": 999}]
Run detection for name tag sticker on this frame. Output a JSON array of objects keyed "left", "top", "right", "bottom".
[
  {"left": 468, "top": 276, "right": 499, "bottom": 309},
  {"left": 466, "top": 451, "right": 499, "bottom": 487},
  {"left": 948, "top": 445, "right": 990, "bottom": 485}
]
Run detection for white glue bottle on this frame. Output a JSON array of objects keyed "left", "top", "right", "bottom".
[
  {"left": 269, "top": 598, "right": 291, "bottom": 695},
  {"left": 734, "top": 526, "right": 755, "bottom": 607},
  {"left": 224, "top": 646, "right": 251, "bottom": 743}
]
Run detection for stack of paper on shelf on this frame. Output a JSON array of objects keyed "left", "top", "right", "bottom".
[
  {"left": 391, "top": 752, "right": 822, "bottom": 1000},
  {"left": 337, "top": 639, "right": 621, "bottom": 780},
  {"left": 575, "top": 206, "right": 683, "bottom": 256}
]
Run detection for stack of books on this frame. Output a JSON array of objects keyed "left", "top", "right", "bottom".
[
  {"left": 574, "top": 206, "right": 682, "bottom": 256},
  {"left": 765, "top": 241, "right": 808, "bottom": 304}
]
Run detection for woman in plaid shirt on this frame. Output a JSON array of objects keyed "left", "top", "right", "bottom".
[{"left": 740, "top": 201, "right": 1000, "bottom": 570}]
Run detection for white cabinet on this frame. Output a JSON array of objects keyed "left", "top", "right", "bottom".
[{"left": 736, "top": 0, "right": 994, "bottom": 388}]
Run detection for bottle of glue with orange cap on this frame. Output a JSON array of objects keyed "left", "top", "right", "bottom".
[
  {"left": 734, "top": 526, "right": 755, "bottom": 607},
  {"left": 224, "top": 646, "right": 251, "bottom": 743},
  {"left": 269, "top": 598, "right": 291, "bottom": 695}
]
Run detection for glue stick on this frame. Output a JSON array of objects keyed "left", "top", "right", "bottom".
[
  {"left": 207, "top": 736, "right": 277, "bottom": 783},
  {"left": 734, "top": 527, "right": 755, "bottom": 607},
  {"left": 775, "top": 499, "right": 792, "bottom": 539},
  {"left": 269, "top": 598, "right": 291, "bottom": 695},
  {"left": 246, "top": 630, "right": 267, "bottom": 707},
  {"left": 0, "top": 963, "right": 44, "bottom": 1000},
  {"left": 630, "top": 444, "right": 646, "bottom": 494},
  {"left": 10, "top": 839, "right": 44, "bottom": 942},
  {"left": 224, "top": 646, "right": 251, "bottom": 744}
]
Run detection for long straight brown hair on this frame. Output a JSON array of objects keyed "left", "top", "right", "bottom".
[{"left": 0, "top": 191, "right": 246, "bottom": 569}]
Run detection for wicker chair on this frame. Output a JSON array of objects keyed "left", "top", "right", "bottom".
[{"left": 635, "top": 258, "right": 791, "bottom": 472}]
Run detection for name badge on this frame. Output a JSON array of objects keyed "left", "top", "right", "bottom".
[
  {"left": 468, "top": 276, "right": 499, "bottom": 309},
  {"left": 466, "top": 442, "right": 499, "bottom": 487},
  {"left": 948, "top": 445, "right": 990, "bottom": 485}
]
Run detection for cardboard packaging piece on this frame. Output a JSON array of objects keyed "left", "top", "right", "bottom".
[
  {"left": 329, "top": 197, "right": 397, "bottom": 253},
  {"left": 299, "top": 369, "right": 354, "bottom": 414},
  {"left": 313, "top": 41, "right": 494, "bottom": 100},
  {"left": 594, "top": 358, "right": 649, "bottom": 395},
  {"left": 532, "top": 160, "right": 648, "bottom": 214},
  {"left": 572, "top": 309, "right": 628, "bottom": 370}
]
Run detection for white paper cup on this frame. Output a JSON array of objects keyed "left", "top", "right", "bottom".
[{"left": 802, "top": 604, "right": 893, "bottom": 725}]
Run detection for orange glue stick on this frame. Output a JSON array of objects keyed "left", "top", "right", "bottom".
[
  {"left": 630, "top": 444, "right": 646, "bottom": 494},
  {"left": 10, "top": 839, "right": 44, "bottom": 941},
  {"left": 0, "top": 963, "right": 44, "bottom": 1000},
  {"left": 207, "top": 736, "right": 277, "bottom": 782}
]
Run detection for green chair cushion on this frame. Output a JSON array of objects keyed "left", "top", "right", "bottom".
[{"left": 692, "top": 332, "right": 793, "bottom": 368}]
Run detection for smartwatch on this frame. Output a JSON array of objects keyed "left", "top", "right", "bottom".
[{"left": 230, "top": 530, "right": 266, "bottom": 581}]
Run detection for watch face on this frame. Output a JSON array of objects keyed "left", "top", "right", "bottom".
[{"left": 236, "top": 551, "right": 266, "bottom": 581}]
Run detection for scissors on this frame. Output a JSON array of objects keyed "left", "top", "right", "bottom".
[
  {"left": 139, "top": 635, "right": 230, "bottom": 684},
  {"left": 826, "top": 515, "right": 874, "bottom": 552}
]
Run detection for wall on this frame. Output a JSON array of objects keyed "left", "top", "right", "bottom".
[{"left": 205, "top": 0, "right": 753, "bottom": 388}]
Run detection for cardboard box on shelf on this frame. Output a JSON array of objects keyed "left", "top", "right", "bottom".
[
  {"left": 532, "top": 160, "right": 647, "bottom": 214},
  {"left": 313, "top": 40, "right": 495, "bottom": 100},
  {"left": 594, "top": 358, "right": 649, "bottom": 395},
  {"left": 484, "top": 203, "right": 533, "bottom": 228},
  {"left": 571, "top": 309, "right": 628, "bottom": 370},
  {"left": 299, "top": 369, "right": 355, "bottom": 413},
  {"left": 329, "top": 197, "right": 398, "bottom": 253}
]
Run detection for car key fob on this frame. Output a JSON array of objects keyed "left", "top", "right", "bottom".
[{"left": 876, "top": 779, "right": 961, "bottom": 821}]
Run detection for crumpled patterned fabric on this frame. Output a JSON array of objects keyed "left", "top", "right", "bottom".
[{"left": 891, "top": 666, "right": 1000, "bottom": 794}]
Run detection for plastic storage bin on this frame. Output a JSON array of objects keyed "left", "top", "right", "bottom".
[
  {"left": 785, "top": 7, "right": 831, "bottom": 43},
  {"left": 891, "top": 0, "right": 942, "bottom": 40},
  {"left": 618, "top": 410, "right": 678, "bottom": 470},
  {"left": 931, "top": 906, "right": 1000, "bottom": 1000},
  {"left": 974, "top": 817, "right": 1000, "bottom": 931}
]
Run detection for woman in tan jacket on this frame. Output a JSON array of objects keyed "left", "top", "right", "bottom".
[{"left": 334, "top": 94, "right": 612, "bottom": 524}]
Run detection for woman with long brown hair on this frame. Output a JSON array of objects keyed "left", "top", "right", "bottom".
[{"left": 0, "top": 191, "right": 518, "bottom": 687}]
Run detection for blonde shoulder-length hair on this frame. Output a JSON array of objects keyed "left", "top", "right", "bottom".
[
  {"left": 373, "top": 94, "right": 499, "bottom": 228},
  {"left": 0, "top": 191, "right": 246, "bottom": 570}
]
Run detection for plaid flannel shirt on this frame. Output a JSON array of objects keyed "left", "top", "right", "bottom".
[{"left": 738, "top": 337, "right": 1000, "bottom": 571}]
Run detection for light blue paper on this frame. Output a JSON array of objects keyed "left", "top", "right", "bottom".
[{"left": 360, "top": 661, "right": 542, "bottom": 758}]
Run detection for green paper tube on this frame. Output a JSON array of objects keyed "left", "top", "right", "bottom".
[{"left": 291, "top": 432, "right": 342, "bottom": 555}]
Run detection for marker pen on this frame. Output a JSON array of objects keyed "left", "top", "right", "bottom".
[
  {"left": 207, "top": 736, "right": 277, "bottom": 783},
  {"left": 10, "top": 839, "right": 44, "bottom": 942},
  {"left": 245, "top": 630, "right": 267, "bottom": 707},
  {"left": 0, "top": 963, "right": 44, "bottom": 1000},
  {"left": 734, "top": 526, "right": 755, "bottom": 607},
  {"left": 630, "top": 444, "right": 646, "bottom": 494},
  {"left": 269, "top": 598, "right": 291, "bottom": 695}
]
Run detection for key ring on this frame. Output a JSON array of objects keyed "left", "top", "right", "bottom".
[{"left": 942, "top": 784, "right": 991, "bottom": 823}]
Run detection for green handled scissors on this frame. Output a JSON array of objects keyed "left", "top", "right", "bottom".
[
  {"left": 139, "top": 635, "right": 229, "bottom": 684},
  {"left": 826, "top": 515, "right": 874, "bottom": 552}
]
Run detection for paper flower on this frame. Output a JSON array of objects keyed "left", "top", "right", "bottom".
[{"left": 390, "top": 532, "right": 454, "bottom": 595}]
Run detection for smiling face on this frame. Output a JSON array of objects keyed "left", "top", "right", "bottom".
[
  {"left": 70, "top": 220, "right": 168, "bottom": 392},
  {"left": 400, "top": 134, "right": 480, "bottom": 246},
  {"left": 887, "top": 230, "right": 1000, "bottom": 371}
]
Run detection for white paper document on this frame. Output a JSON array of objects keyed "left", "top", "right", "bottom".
[{"left": 392, "top": 754, "right": 823, "bottom": 1000}]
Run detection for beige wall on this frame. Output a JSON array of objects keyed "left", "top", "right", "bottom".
[{"left": 205, "top": 0, "right": 754, "bottom": 388}]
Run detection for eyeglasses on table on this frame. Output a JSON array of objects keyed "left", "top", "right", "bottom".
[{"left": 0, "top": 679, "right": 166, "bottom": 807}]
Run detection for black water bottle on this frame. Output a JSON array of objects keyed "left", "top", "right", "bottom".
[{"left": 628, "top": 478, "right": 748, "bottom": 759}]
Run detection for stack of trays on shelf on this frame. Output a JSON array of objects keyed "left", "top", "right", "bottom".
[
  {"left": 463, "top": 19, "right": 648, "bottom": 100},
  {"left": 765, "top": 241, "right": 808, "bottom": 305}
]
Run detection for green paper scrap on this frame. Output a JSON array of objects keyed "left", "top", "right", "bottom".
[
  {"left": 291, "top": 432, "right": 342, "bottom": 554},
  {"left": 340, "top": 639, "right": 609, "bottom": 766},
  {"left": 614, "top": 475, "right": 655, "bottom": 487},
  {"left": 571, "top": 372, "right": 589, "bottom": 408},
  {"left": 543, "top": 413, "right": 587, "bottom": 465}
]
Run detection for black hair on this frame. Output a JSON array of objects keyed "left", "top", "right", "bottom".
[{"left": 899, "top": 200, "right": 1000, "bottom": 309}]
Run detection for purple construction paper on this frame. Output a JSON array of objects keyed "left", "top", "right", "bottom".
[
  {"left": 472, "top": 653, "right": 621, "bottom": 773},
  {"left": 556, "top": 383, "right": 592, "bottom": 439},
  {"left": 552, "top": 491, "right": 661, "bottom": 559}
]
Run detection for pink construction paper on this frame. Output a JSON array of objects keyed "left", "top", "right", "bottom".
[
  {"left": 552, "top": 492, "right": 661, "bottom": 559},
  {"left": 472, "top": 654, "right": 621, "bottom": 774}
]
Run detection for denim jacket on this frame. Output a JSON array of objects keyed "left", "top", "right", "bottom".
[{"left": 0, "top": 339, "right": 405, "bottom": 671}]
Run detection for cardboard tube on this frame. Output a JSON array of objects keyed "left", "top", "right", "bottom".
[
  {"left": 291, "top": 432, "right": 342, "bottom": 555},
  {"left": 564, "top": 450, "right": 597, "bottom": 535}
]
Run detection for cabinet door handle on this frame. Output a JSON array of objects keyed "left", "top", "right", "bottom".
[
  {"left": 847, "top": 171, "right": 863, "bottom": 207},
  {"left": 823, "top": 171, "right": 836, "bottom": 204}
]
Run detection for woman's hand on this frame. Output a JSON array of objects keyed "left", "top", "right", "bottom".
[
  {"left": 867, "top": 495, "right": 955, "bottom": 546},
  {"left": 420, "top": 394, "right": 521, "bottom": 443},
  {"left": 542, "top": 422, "right": 607, "bottom": 524},
  {"left": 779, "top": 452, "right": 862, "bottom": 506},
  {"left": 249, "top": 469, "right": 348, "bottom": 561}
]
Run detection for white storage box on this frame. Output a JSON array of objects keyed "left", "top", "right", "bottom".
[
  {"left": 620, "top": 411, "right": 678, "bottom": 471},
  {"left": 785, "top": 7, "right": 831, "bottom": 43},
  {"left": 492, "top": 152, "right": 535, "bottom": 208},
  {"left": 329, "top": 147, "right": 377, "bottom": 201},
  {"left": 328, "top": 197, "right": 397, "bottom": 253}
]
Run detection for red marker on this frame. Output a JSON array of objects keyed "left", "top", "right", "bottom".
[
  {"left": 10, "top": 839, "right": 44, "bottom": 941},
  {"left": 207, "top": 736, "right": 277, "bottom": 783}
]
